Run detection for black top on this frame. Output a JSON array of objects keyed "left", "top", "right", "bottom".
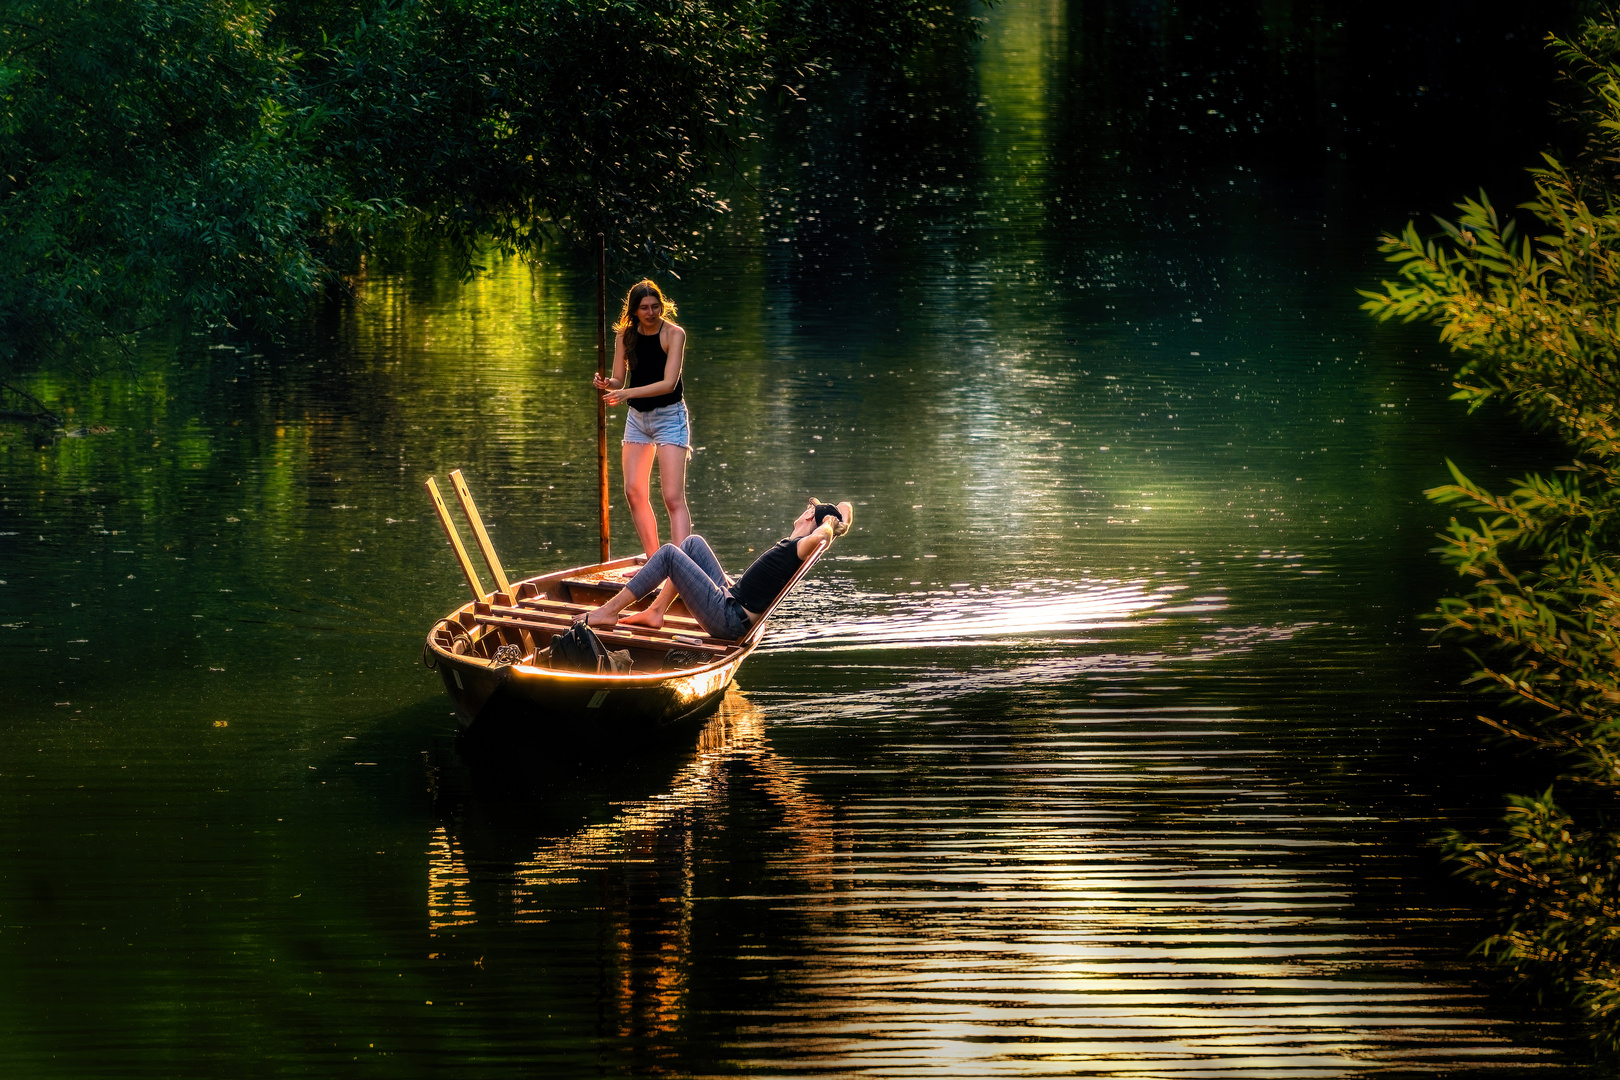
[
  {"left": 729, "top": 536, "right": 803, "bottom": 614},
  {"left": 627, "top": 329, "right": 683, "bottom": 412}
]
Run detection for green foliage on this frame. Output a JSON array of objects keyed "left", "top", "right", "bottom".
[
  {"left": 0, "top": 0, "right": 346, "bottom": 371},
  {"left": 272, "top": 0, "right": 775, "bottom": 264},
  {"left": 0, "top": 0, "right": 989, "bottom": 378},
  {"left": 1364, "top": 174, "right": 1620, "bottom": 457},
  {"left": 1448, "top": 789, "right": 1620, "bottom": 1024},
  {"left": 1360, "top": 9, "right": 1620, "bottom": 1051},
  {"left": 1423, "top": 458, "right": 1620, "bottom": 782},
  {"left": 768, "top": 0, "right": 988, "bottom": 64}
]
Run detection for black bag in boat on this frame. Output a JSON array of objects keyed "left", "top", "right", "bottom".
[
  {"left": 548, "top": 622, "right": 632, "bottom": 674},
  {"left": 549, "top": 622, "right": 608, "bottom": 671}
]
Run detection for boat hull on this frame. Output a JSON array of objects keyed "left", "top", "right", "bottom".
[{"left": 434, "top": 647, "right": 745, "bottom": 736}]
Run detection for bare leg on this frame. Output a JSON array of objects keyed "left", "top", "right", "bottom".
[
  {"left": 627, "top": 443, "right": 692, "bottom": 622},
  {"left": 619, "top": 602, "right": 666, "bottom": 628},
  {"left": 583, "top": 586, "right": 637, "bottom": 628},
  {"left": 657, "top": 443, "right": 691, "bottom": 543},
  {"left": 621, "top": 442, "right": 660, "bottom": 557}
]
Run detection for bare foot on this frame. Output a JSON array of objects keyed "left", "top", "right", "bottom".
[
  {"left": 620, "top": 608, "right": 665, "bottom": 629},
  {"left": 582, "top": 610, "right": 618, "bottom": 629}
]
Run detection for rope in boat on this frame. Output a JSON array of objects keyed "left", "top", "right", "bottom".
[{"left": 422, "top": 619, "right": 472, "bottom": 670}]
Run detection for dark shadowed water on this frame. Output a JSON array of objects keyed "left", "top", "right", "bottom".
[{"left": 0, "top": 1, "right": 1598, "bottom": 1075}]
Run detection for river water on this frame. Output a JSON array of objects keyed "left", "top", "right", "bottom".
[{"left": 0, "top": 1, "right": 1596, "bottom": 1076}]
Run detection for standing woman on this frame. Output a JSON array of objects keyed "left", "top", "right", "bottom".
[{"left": 593, "top": 279, "right": 690, "bottom": 557}]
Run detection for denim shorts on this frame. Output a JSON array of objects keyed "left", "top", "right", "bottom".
[{"left": 623, "top": 401, "right": 690, "bottom": 449}]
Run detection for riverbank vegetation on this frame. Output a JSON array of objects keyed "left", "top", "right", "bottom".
[
  {"left": 0, "top": 0, "right": 984, "bottom": 382},
  {"left": 1361, "top": 11, "right": 1620, "bottom": 1053}
]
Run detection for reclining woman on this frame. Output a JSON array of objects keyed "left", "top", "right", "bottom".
[{"left": 581, "top": 499, "right": 853, "bottom": 640}]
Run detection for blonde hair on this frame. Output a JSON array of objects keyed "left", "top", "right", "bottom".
[{"left": 613, "top": 279, "right": 677, "bottom": 370}]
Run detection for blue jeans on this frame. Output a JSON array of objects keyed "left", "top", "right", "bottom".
[{"left": 625, "top": 535, "right": 753, "bottom": 640}]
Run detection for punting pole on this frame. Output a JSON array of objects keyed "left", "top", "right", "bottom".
[
  {"left": 596, "top": 232, "right": 611, "bottom": 563},
  {"left": 448, "top": 468, "right": 511, "bottom": 595},
  {"left": 425, "top": 476, "right": 485, "bottom": 602}
]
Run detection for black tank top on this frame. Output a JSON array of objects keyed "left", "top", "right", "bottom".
[
  {"left": 627, "top": 329, "right": 683, "bottom": 412},
  {"left": 729, "top": 537, "right": 803, "bottom": 614}
]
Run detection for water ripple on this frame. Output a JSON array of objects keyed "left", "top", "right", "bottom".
[{"left": 428, "top": 690, "right": 1568, "bottom": 1077}]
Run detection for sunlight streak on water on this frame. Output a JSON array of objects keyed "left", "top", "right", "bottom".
[{"left": 766, "top": 580, "right": 1228, "bottom": 650}]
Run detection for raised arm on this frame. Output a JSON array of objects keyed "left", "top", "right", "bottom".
[
  {"left": 796, "top": 523, "right": 833, "bottom": 560},
  {"left": 795, "top": 501, "right": 852, "bottom": 559}
]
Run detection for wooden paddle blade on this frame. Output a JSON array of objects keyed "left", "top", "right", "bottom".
[
  {"left": 448, "top": 468, "right": 511, "bottom": 595},
  {"left": 425, "top": 476, "right": 485, "bottom": 601}
]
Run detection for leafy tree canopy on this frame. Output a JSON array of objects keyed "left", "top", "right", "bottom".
[{"left": 0, "top": 0, "right": 987, "bottom": 377}]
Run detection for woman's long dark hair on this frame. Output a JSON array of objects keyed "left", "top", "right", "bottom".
[{"left": 613, "top": 279, "right": 677, "bottom": 370}]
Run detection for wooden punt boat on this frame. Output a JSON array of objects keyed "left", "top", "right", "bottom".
[{"left": 422, "top": 470, "right": 833, "bottom": 747}]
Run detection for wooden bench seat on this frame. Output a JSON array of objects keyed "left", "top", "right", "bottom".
[
  {"left": 516, "top": 595, "right": 711, "bottom": 637},
  {"left": 472, "top": 614, "right": 730, "bottom": 659},
  {"left": 492, "top": 603, "right": 727, "bottom": 646},
  {"left": 559, "top": 573, "right": 639, "bottom": 593},
  {"left": 472, "top": 608, "right": 732, "bottom": 657}
]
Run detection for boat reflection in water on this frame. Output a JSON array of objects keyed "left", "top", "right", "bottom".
[{"left": 426, "top": 687, "right": 834, "bottom": 1045}]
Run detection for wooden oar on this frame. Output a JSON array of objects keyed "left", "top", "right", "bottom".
[
  {"left": 425, "top": 476, "right": 485, "bottom": 601},
  {"left": 448, "top": 468, "right": 511, "bottom": 595}
]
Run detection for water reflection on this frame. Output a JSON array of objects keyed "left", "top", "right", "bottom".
[
  {"left": 431, "top": 689, "right": 826, "bottom": 910},
  {"left": 423, "top": 670, "right": 1567, "bottom": 1077},
  {"left": 430, "top": 689, "right": 835, "bottom": 1043}
]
